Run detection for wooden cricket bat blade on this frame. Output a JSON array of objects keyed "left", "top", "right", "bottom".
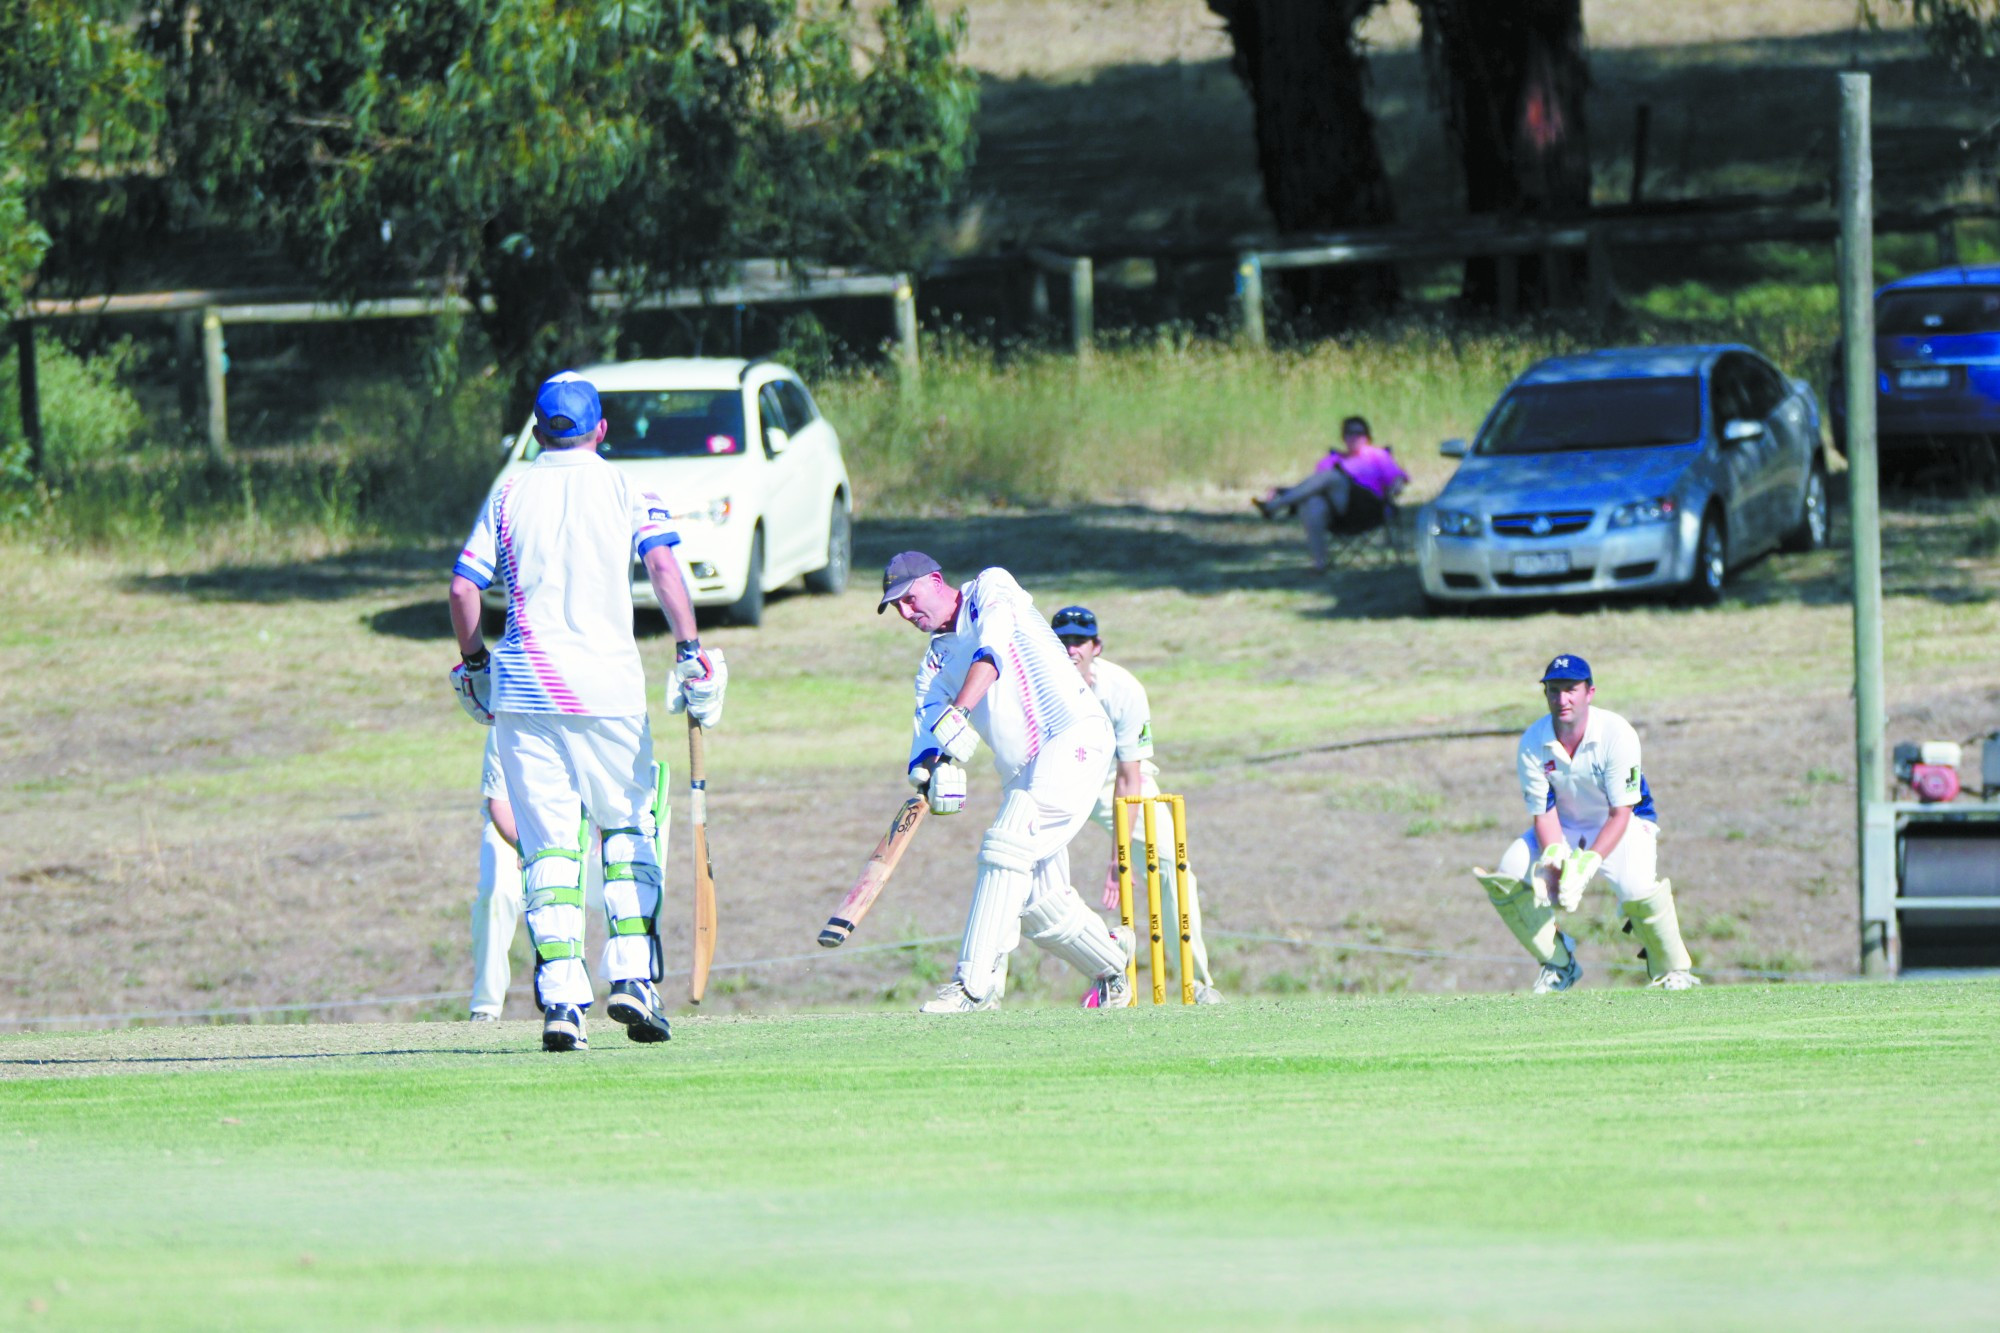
[
  {"left": 819, "top": 796, "right": 927, "bottom": 948},
  {"left": 687, "top": 718, "right": 717, "bottom": 1004}
]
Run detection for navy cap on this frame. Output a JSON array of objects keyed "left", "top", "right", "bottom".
[
  {"left": 878, "top": 551, "right": 942, "bottom": 613},
  {"left": 1539, "top": 654, "right": 1593, "bottom": 683},
  {"left": 534, "top": 371, "right": 603, "bottom": 440},
  {"left": 1050, "top": 606, "right": 1099, "bottom": 640}
]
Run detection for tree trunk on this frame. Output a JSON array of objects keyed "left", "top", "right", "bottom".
[
  {"left": 1418, "top": 0, "right": 1591, "bottom": 311},
  {"left": 1207, "top": 0, "right": 1399, "bottom": 324}
]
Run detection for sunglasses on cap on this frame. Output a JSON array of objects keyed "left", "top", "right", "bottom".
[{"left": 1050, "top": 607, "right": 1099, "bottom": 637}]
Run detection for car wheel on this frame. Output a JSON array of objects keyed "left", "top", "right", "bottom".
[
  {"left": 1681, "top": 511, "right": 1727, "bottom": 606},
  {"left": 803, "top": 496, "right": 851, "bottom": 595},
  {"left": 1781, "top": 462, "right": 1830, "bottom": 553},
  {"left": 725, "top": 528, "right": 765, "bottom": 627}
]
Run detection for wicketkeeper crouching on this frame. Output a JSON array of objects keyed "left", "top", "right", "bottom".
[
  {"left": 880, "top": 552, "right": 1135, "bottom": 1012},
  {"left": 1476, "top": 654, "right": 1697, "bottom": 993}
]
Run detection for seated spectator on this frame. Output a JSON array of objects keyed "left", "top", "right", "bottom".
[{"left": 1253, "top": 415, "right": 1409, "bottom": 572}]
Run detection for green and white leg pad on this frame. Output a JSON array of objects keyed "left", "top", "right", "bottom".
[
  {"left": 599, "top": 822, "right": 664, "bottom": 984},
  {"left": 1620, "top": 877, "right": 1693, "bottom": 981},
  {"left": 524, "top": 843, "right": 591, "bottom": 1008},
  {"left": 1476, "top": 870, "right": 1570, "bottom": 968}
]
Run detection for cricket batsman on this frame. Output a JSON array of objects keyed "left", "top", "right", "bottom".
[
  {"left": 880, "top": 553, "right": 1134, "bottom": 1012},
  {"left": 1049, "top": 604, "right": 1221, "bottom": 1004},
  {"left": 447, "top": 370, "right": 726, "bottom": 1051},
  {"left": 1476, "top": 654, "right": 1697, "bottom": 992}
]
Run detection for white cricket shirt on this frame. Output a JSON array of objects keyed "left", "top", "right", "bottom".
[
  {"left": 453, "top": 448, "right": 680, "bottom": 717},
  {"left": 1088, "top": 658, "right": 1154, "bottom": 763},
  {"left": 1515, "top": 705, "right": 1657, "bottom": 839},
  {"left": 909, "top": 568, "right": 1103, "bottom": 781}
]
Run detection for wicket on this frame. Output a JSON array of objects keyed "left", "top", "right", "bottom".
[{"left": 1112, "top": 793, "right": 1197, "bottom": 1005}]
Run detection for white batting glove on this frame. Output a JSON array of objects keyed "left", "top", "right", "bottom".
[
  {"left": 930, "top": 704, "right": 979, "bottom": 764},
  {"left": 450, "top": 651, "right": 495, "bottom": 726},
  {"left": 667, "top": 642, "right": 727, "bottom": 727},
  {"left": 927, "top": 760, "right": 967, "bottom": 815},
  {"left": 1555, "top": 849, "right": 1601, "bottom": 912}
]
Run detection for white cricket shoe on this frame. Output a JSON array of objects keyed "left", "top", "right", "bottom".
[
  {"left": 1192, "top": 982, "right": 1224, "bottom": 1005},
  {"left": 919, "top": 981, "right": 999, "bottom": 1013},
  {"left": 1532, "top": 933, "right": 1582, "bottom": 994},
  {"left": 1650, "top": 970, "right": 1701, "bottom": 991},
  {"left": 1087, "top": 926, "right": 1138, "bottom": 1010}
]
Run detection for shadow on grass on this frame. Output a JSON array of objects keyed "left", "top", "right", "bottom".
[{"left": 125, "top": 545, "right": 450, "bottom": 604}]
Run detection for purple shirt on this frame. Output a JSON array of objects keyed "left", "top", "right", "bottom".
[{"left": 1317, "top": 441, "right": 1407, "bottom": 498}]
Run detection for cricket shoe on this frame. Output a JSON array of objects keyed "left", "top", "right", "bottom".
[
  {"left": 605, "top": 980, "right": 672, "bottom": 1043},
  {"left": 919, "top": 981, "right": 999, "bottom": 1013},
  {"left": 1192, "top": 982, "right": 1225, "bottom": 1005},
  {"left": 1532, "top": 933, "right": 1582, "bottom": 994},
  {"left": 1086, "top": 926, "right": 1138, "bottom": 1009},
  {"left": 541, "top": 1004, "right": 589, "bottom": 1052},
  {"left": 468, "top": 1011, "right": 499, "bottom": 1022},
  {"left": 1650, "top": 970, "right": 1701, "bottom": 991}
]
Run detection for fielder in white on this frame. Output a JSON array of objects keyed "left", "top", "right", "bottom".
[
  {"left": 1049, "top": 604, "right": 1221, "bottom": 1005},
  {"left": 448, "top": 370, "right": 726, "bottom": 1051},
  {"left": 467, "top": 728, "right": 603, "bottom": 1021},
  {"left": 1475, "top": 654, "right": 1698, "bottom": 993},
  {"left": 880, "top": 552, "right": 1134, "bottom": 1012}
]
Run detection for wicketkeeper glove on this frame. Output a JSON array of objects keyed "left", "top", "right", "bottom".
[
  {"left": 926, "top": 760, "right": 967, "bottom": 815},
  {"left": 667, "top": 641, "right": 727, "bottom": 727},
  {"left": 930, "top": 704, "right": 979, "bottom": 764},
  {"left": 450, "top": 649, "right": 495, "bottom": 726},
  {"left": 1555, "top": 848, "right": 1601, "bottom": 912}
]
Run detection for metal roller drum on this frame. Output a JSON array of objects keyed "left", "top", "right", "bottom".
[{"left": 1900, "top": 825, "right": 2000, "bottom": 969}]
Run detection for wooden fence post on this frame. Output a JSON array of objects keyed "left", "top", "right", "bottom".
[
  {"left": 891, "top": 274, "right": 919, "bottom": 384},
  {"left": 1235, "top": 251, "right": 1266, "bottom": 349},
  {"left": 1030, "top": 268, "right": 1051, "bottom": 324},
  {"left": 14, "top": 322, "right": 41, "bottom": 478},
  {"left": 175, "top": 310, "right": 201, "bottom": 440},
  {"left": 202, "top": 307, "right": 230, "bottom": 459},
  {"left": 1069, "top": 257, "right": 1094, "bottom": 358}
]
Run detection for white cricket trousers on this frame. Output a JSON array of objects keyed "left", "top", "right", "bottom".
[
  {"left": 1090, "top": 766, "right": 1214, "bottom": 988},
  {"left": 495, "top": 712, "right": 663, "bottom": 1009},
  {"left": 470, "top": 818, "right": 605, "bottom": 1018},
  {"left": 958, "top": 717, "right": 1123, "bottom": 998},
  {"left": 1496, "top": 816, "right": 1660, "bottom": 903}
]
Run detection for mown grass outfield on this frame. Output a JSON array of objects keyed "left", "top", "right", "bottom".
[{"left": 5, "top": 982, "right": 1999, "bottom": 1329}]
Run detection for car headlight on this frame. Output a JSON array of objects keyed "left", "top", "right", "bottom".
[
  {"left": 1431, "top": 509, "right": 1481, "bottom": 537},
  {"left": 1608, "top": 497, "right": 1678, "bottom": 528},
  {"left": 707, "top": 497, "right": 732, "bottom": 525}
]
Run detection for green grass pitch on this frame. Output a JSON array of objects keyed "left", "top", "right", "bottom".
[{"left": 4, "top": 982, "right": 1998, "bottom": 1329}]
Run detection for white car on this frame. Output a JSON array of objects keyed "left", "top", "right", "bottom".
[{"left": 479, "top": 357, "right": 852, "bottom": 627}]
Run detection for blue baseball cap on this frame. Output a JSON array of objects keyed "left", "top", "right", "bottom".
[
  {"left": 534, "top": 371, "right": 603, "bottom": 440},
  {"left": 1050, "top": 606, "right": 1099, "bottom": 640},
  {"left": 1539, "top": 654, "right": 1593, "bottom": 683},
  {"left": 878, "top": 551, "right": 942, "bottom": 613}
]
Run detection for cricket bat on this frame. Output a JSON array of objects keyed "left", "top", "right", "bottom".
[
  {"left": 818, "top": 796, "right": 928, "bottom": 948},
  {"left": 687, "top": 716, "right": 717, "bottom": 1002}
]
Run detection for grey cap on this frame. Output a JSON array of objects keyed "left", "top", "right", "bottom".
[{"left": 878, "top": 551, "right": 942, "bottom": 613}]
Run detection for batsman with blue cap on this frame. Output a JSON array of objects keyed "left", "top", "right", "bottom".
[{"left": 1472, "top": 654, "right": 1698, "bottom": 992}]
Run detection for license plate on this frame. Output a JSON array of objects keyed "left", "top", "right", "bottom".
[
  {"left": 1896, "top": 367, "right": 1951, "bottom": 390},
  {"left": 1511, "top": 552, "right": 1571, "bottom": 576}
]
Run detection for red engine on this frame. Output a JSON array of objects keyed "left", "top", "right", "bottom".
[{"left": 1895, "top": 741, "right": 1964, "bottom": 804}]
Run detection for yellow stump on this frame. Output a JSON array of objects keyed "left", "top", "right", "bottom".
[
  {"left": 1142, "top": 798, "right": 1167, "bottom": 1004},
  {"left": 1171, "top": 794, "right": 1195, "bottom": 1005},
  {"left": 1113, "top": 795, "right": 1137, "bottom": 1006}
]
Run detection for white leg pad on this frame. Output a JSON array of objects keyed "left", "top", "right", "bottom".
[
  {"left": 1621, "top": 878, "right": 1693, "bottom": 978},
  {"left": 523, "top": 849, "right": 591, "bottom": 1008},
  {"left": 957, "top": 792, "right": 1037, "bottom": 1001},
  {"left": 1022, "top": 877, "right": 1126, "bottom": 979},
  {"left": 599, "top": 825, "right": 663, "bottom": 983}
]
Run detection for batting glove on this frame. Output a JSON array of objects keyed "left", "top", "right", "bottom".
[
  {"left": 450, "top": 649, "right": 495, "bottom": 726},
  {"left": 667, "top": 644, "right": 727, "bottom": 727},
  {"left": 1555, "top": 848, "right": 1601, "bottom": 912},
  {"left": 930, "top": 704, "right": 979, "bottom": 764},
  {"left": 927, "top": 760, "right": 967, "bottom": 815}
]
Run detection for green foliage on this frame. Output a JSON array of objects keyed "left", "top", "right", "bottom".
[
  {"left": 1890, "top": 1, "right": 2000, "bottom": 79},
  {"left": 145, "top": 0, "right": 976, "bottom": 406},
  {"left": 0, "top": 2, "right": 162, "bottom": 309},
  {"left": 0, "top": 336, "right": 147, "bottom": 478}
]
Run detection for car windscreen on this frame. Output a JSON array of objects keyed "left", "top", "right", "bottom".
[
  {"left": 525, "top": 389, "right": 745, "bottom": 460},
  {"left": 1877, "top": 287, "right": 2000, "bottom": 336},
  {"left": 1476, "top": 378, "right": 1702, "bottom": 455}
]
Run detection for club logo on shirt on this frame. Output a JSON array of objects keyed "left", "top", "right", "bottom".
[
  {"left": 647, "top": 507, "right": 671, "bottom": 522},
  {"left": 1544, "top": 760, "right": 1557, "bottom": 774},
  {"left": 1137, "top": 723, "right": 1152, "bottom": 746},
  {"left": 1076, "top": 746, "right": 1089, "bottom": 763},
  {"left": 1627, "top": 765, "right": 1640, "bottom": 787}
]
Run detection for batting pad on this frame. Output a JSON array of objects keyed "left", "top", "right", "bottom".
[
  {"left": 1021, "top": 878, "right": 1126, "bottom": 980},
  {"left": 1620, "top": 879, "right": 1693, "bottom": 978},
  {"left": 524, "top": 848, "right": 591, "bottom": 1008},
  {"left": 599, "top": 826, "right": 663, "bottom": 983},
  {"left": 1476, "top": 870, "right": 1569, "bottom": 967},
  {"left": 958, "top": 793, "right": 1038, "bottom": 1000}
]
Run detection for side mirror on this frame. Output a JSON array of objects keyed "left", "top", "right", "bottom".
[
  {"left": 1440, "top": 438, "right": 1468, "bottom": 458},
  {"left": 1722, "top": 419, "right": 1763, "bottom": 444},
  {"left": 765, "top": 426, "right": 791, "bottom": 455}
]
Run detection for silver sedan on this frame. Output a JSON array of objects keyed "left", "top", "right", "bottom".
[{"left": 1415, "top": 345, "right": 1830, "bottom": 609}]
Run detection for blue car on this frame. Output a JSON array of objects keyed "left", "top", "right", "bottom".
[
  {"left": 1829, "top": 265, "right": 2000, "bottom": 485},
  {"left": 1416, "top": 345, "right": 1829, "bottom": 609}
]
